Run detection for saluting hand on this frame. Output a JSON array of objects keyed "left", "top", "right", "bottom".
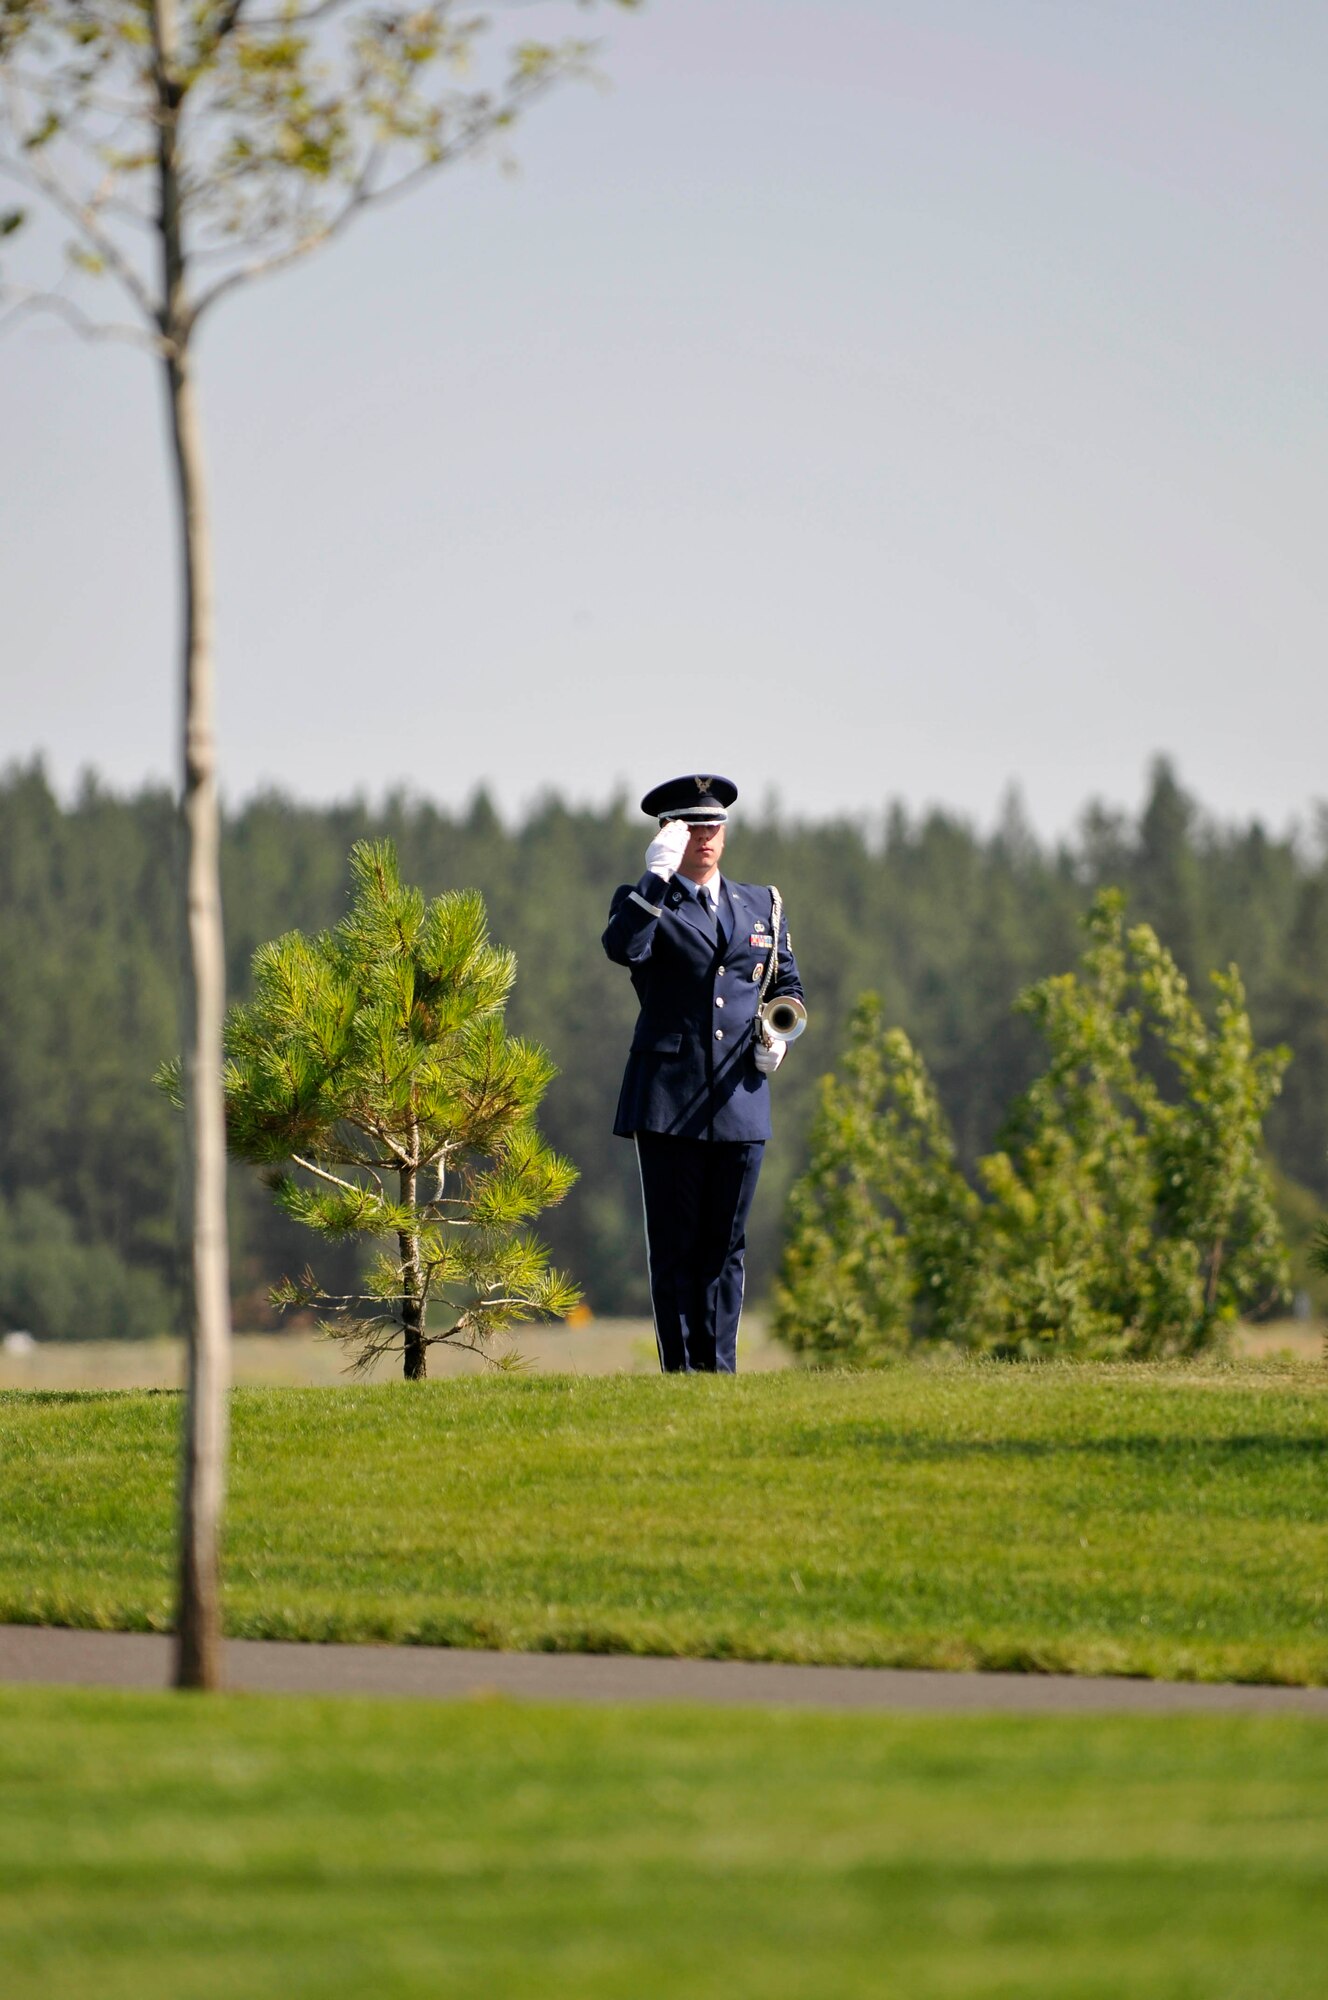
[{"left": 645, "top": 819, "right": 691, "bottom": 880}]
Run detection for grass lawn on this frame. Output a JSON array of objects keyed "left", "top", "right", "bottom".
[
  {"left": 0, "top": 1363, "right": 1324, "bottom": 1681},
  {"left": 1, "top": 1685, "right": 1325, "bottom": 2000}
]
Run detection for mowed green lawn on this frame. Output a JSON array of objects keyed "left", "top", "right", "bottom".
[
  {"left": 2, "top": 1686, "right": 1326, "bottom": 2000},
  {"left": 2, "top": 1363, "right": 1324, "bottom": 1682}
]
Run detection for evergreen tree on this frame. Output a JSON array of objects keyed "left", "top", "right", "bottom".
[
  {"left": 5, "top": 761, "right": 1327, "bottom": 1333},
  {"left": 1132, "top": 757, "right": 1208, "bottom": 978},
  {"left": 162, "top": 841, "right": 578, "bottom": 1378},
  {"left": 0, "top": 1188, "right": 171, "bottom": 1341},
  {"left": 1266, "top": 874, "right": 1328, "bottom": 1199}
]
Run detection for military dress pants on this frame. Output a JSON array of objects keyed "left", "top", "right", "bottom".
[{"left": 633, "top": 1134, "right": 765, "bottom": 1374}]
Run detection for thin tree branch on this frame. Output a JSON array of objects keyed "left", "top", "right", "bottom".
[
  {"left": 297, "top": 1288, "right": 407, "bottom": 1306},
  {"left": 312, "top": 1305, "right": 532, "bottom": 1373},
  {"left": 305, "top": 1130, "right": 395, "bottom": 1179},
  {"left": 208, "top": 0, "right": 250, "bottom": 46},
  {"left": 190, "top": 146, "right": 380, "bottom": 322},
  {"left": 426, "top": 1332, "right": 505, "bottom": 1360},
  {"left": 101, "top": 192, "right": 159, "bottom": 234},
  {"left": 290, "top": 1152, "right": 381, "bottom": 1196},
  {"left": 365, "top": 1116, "right": 411, "bottom": 1167},
  {"left": 241, "top": 0, "right": 357, "bottom": 29},
  {"left": 0, "top": 94, "right": 160, "bottom": 326},
  {"left": 180, "top": 210, "right": 290, "bottom": 262},
  {"left": 190, "top": 53, "right": 573, "bottom": 327},
  {"left": 2, "top": 68, "right": 156, "bottom": 124},
  {"left": 0, "top": 283, "right": 164, "bottom": 349}
]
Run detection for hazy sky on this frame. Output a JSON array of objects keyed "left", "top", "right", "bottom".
[{"left": 3, "top": 0, "right": 1325, "bottom": 837}]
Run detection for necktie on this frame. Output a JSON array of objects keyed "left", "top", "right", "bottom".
[{"left": 697, "top": 886, "right": 717, "bottom": 936}]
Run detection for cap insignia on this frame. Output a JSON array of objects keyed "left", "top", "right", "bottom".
[{"left": 694, "top": 775, "right": 713, "bottom": 793}]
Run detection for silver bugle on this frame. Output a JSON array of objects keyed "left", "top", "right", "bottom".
[{"left": 757, "top": 995, "right": 807, "bottom": 1044}]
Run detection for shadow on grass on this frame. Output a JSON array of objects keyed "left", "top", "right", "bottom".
[
  {"left": 0, "top": 1389, "right": 180, "bottom": 1407},
  {"left": 787, "top": 1430, "right": 1327, "bottom": 1466}
]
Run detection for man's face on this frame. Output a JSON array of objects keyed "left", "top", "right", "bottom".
[{"left": 674, "top": 819, "right": 726, "bottom": 884}]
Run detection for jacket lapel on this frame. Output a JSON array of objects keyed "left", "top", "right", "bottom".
[{"left": 667, "top": 883, "right": 716, "bottom": 946}]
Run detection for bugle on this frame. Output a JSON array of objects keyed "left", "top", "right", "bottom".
[{"left": 757, "top": 994, "right": 807, "bottom": 1046}]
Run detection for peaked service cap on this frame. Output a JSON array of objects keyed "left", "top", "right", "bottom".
[{"left": 640, "top": 773, "right": 738, "bottom": 824}]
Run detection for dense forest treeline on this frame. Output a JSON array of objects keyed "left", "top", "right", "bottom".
[{"left": 1, "top": 756, "right": 1325, "bottom": 1336}]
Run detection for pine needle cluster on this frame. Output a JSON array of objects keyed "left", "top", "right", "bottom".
[
  {"left": 775, "top": 890, "right": 1290, "bottom": 1363},
  {"left": 161, "top": 840, "right": 578, "bottom": 1377}
]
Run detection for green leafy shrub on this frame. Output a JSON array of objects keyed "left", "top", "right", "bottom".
[{"left": 775, "top": 891, "right": 1290, "bottom": 1361}]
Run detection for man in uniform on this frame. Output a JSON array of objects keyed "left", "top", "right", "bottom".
[{"left": 602, "top": 774, "right": 804, "bottom": 1373}]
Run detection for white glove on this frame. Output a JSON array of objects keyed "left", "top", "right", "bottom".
[
  {"left": 753, "top": 1035, "right": 786, "bottom": 1076},
  {"left": 645, "top": 818, "right": 690, "bottom": 880}
]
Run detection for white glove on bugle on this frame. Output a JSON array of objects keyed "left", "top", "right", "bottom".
[
  {"left": 645, "top": 819, "right": 691, "bottom": 880},
  {"left": 753, "top": 1036, "right": 786, "bottom": 1076}
]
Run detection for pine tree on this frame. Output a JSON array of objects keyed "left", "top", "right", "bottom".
[
  {"left": 162, "top": 841, "right": 578, "bottom": 1378},
  {"left": 1133, "top": 758, "right": 1207, "bottom": 979}
]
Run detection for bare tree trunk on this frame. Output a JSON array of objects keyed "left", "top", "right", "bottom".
[
  {"left": 400, "top": 1165, "right": 426, "bottom": 1380},
  {"left": 169, "top": 342, "right": 231, "bottom": 1689},
  {"left": 154, "top": 0, "right": 231, "bottom": 1691}
]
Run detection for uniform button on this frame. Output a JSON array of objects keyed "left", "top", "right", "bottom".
[
  {"left": 714, "top": 1028, "right": 724, "bottom": 1041},
  {"left": 717, "top": 966, "right": 726, "bottom": 976},
  {"left": 715, "top": 995, "right": 725, "bottom": 1008}
]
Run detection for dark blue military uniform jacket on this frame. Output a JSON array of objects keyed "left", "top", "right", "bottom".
[{"left": 603, "top": 872, "right": 804, "bottom": 1142}]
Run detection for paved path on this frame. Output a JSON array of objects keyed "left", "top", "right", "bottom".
[{"left": 2, "top": 1624, "right": 1326, "bottom": 1714}]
